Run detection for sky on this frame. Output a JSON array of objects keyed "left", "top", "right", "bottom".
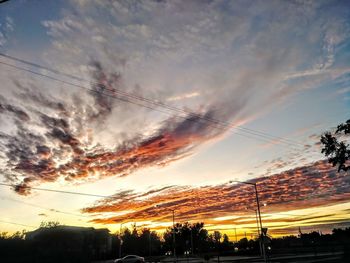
[{"left": 0, "top": 0, "right": 349, "bottom": 239}]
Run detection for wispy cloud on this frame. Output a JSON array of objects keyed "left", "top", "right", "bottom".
[
  {"left": 0, "top": 16, "right": 13, "bottom": 47},
  {"left": 166, "top": 92, "right": 200, "bottom": 102}
]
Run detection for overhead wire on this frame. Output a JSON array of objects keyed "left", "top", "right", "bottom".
[
  {"left": 0, "top": 220, "right": 36, "bottom": 229},
  {"left": 0, "top": 59, "right": 282, "bottom": 145},
  {"left": 0, "top": 182, "right": 109, "bottom": 198},
  {"left": 0, "top": 53, "right": 306, "bottom": 148},
  {"left": 0, "top": 195, "right": 90, "bottom": 218}
]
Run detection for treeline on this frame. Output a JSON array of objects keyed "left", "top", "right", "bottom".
[
  {"left": 271, "top": 228, "right": 350, "bottom": 254},
  {"left": 117, "top": 222, "right": 241, "bottom": 257},
  {"left": 116, "top": 223, "right": 350, "bottom": 258},
  {"left": 1, "top": 222, "right": 350, "bottom": 262}
]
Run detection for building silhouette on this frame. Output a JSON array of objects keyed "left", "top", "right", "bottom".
[{"left": 25, "top": 225, "right": 112, "bottom": 262}]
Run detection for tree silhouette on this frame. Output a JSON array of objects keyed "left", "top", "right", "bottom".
[
  {"left": 163, "top": 222, "right": 212, "bottom": 254},
  {"left": 39, "top": 221, "right": 60, "bottom": 228},
  {"left": 213, "top": 231, "right": 222, "bottom": 243},
  {"left": 1, "top": 224, "right": 349, "bottom": 261},
  {"left": 321, "top": 119, "right": 350, "bottom": 172}
]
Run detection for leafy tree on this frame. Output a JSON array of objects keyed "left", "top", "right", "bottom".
[
  {"left": 138, "top": 228, "right": 161, "bottom": 256},
  {"left": 39, "top": 221, "right": 60, "bottom": 228},
  {"left": 0, "top": 232, "right": 9, "bottom": 239},
  {"left": 163, "top": 222, "right": 210, "bottom": 255},
  {"left": 213, "top": 231, "right": 222, "bottom": 243},
  {"left": 189, "top": 222, "right": 209, "bottom": 253},
  {"left": 222, "top": 234, "right": 229, "bottom": 244},
  {"left": 119, "top": 225, "right": 162, "bottom": 256},
  {"left": 10, "top": 230, "right": 26, "bottom": 239},
  {"left": 221, "top": 234, "right": 232, "bottom": 251},
  {"left": 237, "top": 237, "right": 249, "bottom": 250},
  {"left": 321, "top": 119, "right": 350, "bottom": 172},
  {"left": 121, "top": 226, "right": 138, "bottom": 255}
]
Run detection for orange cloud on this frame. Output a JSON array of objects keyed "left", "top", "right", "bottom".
[{"left": 82, "top": 160, "right": 350, "bottom": 231}]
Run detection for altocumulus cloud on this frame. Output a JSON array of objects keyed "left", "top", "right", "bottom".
[{"left": 82, "top": 160, "right": 350, "bottom": 225}]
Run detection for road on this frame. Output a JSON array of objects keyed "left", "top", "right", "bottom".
[
  {"left": 159, "top": 252, "right": 343, "bottom": 262},
  {"left": 94, "top": 251, "right": 344, "bottom": 263}
]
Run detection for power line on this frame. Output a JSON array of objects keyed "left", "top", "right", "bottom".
[
  {"left": 0, "top": 53, "right": 305, "bottom": 148},
  {"left": 0, "top": 52, "right": 82, "bottom": 81},
  {"left": 0, "top": 183, "right": 109, "bottom": 198},
  {"left": 0, "top": 195, "right": 90, "bottom": 218},
  {"left": 0, "top": 59, "right": 287, "bottom": 146},
  {"left": 0, "top": 220, "right": 36, "bottom": 229},
  {"left": 0, "top": 183, "right": 306, "bottom": 218}
]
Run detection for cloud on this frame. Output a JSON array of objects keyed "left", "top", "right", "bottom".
[
  {"left": 0, "top": 16, "right": 13, "bottom": 47},
  {"left": 0, "top": 102, "right": 30, "bottom": 122},
  {"left": 38, "top": 213, "right": 47, "bottom": 217},
  {"left": 40, "top": 0, "right": 350, "bottom": 109},
  {"left": 1, "top": 0, "right": 350, "bottom": 196},
  {"left": 36, "top": 0, "right": 350, "bottom": 155},
  {"left": 0, "top": 61, "right": 234, "bottom": 194},
  {"left": 82, "top": 160, "right": 350, "bottom": 229},
  {"left": 166, "top": 92, "right": 200, "bottom": 102}
]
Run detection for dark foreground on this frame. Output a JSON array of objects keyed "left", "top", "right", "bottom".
[
  {"left": 95, "top": 251, "right": 345, "bottom": 263},
  {"left": 2, "top": 226, "right": 350, "bottom": 262}
]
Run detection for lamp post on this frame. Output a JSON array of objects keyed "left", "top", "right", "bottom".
[
  {"left": 190, "top": 227, "right": 194, "bottom": 256},
  {"left": 149, "top": 228, "right": 152, "bottom": 257},
  {"left": 234, "top": 227, "right": 237, "bottom": 243},
  {"left": 172, "top": 209, "right": 177, "bottom": 260},
  {"left": 119, "top": 223, "right": 124, "bottom": 258},
  {"left": 155, "top": 205, "right": 177, "bottom": 260},
  {"left": 230, "top": 180, "right": 266, "bottom": 263},
  {"left": 246, "top": 207, "right": 262, "bottom": 257}
]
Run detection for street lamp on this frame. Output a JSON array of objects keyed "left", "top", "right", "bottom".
[
  {"left": 119, "top": 223, "right": 124, "bottom": 258},
  {"left": 171, "top": 209, "right": 176, "bottom": 260},
  {"left": 245, "top": 207, "right": 261, "bottom": 236},
  {"left": 246, "top": 207, "right": 262, "bottom": 257},
  {"left": 190, "top": 226, "right": 194, "bottom": 256},
  {"left": 154, "top": 205, "right": 176, "bottom": 260},
  {"left": 230, "top": 180, "right": 266, "bottom": 263}
]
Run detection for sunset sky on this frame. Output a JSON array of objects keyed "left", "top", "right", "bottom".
[{"left": 0, "top": 0, "right": 349, "bottom": 239}]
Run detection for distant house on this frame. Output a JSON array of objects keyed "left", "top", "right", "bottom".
[{"left": 26, "top": 225, "right": 113, "bottom": 261}]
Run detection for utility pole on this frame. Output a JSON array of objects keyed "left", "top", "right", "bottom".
[
  {"left": 149, "top": 230, "right": 152, "bottom": 257},
  {"left": 190, "top": 227, "right": 194, "bottom": 255},
  {"left": 255, "top": 210, "right": 263, "bottom": 257},
  {"left": 234, "top": 228, "right": 237, "bottom": 243},
  {"left": 230, "top": 180, "right": 267, "bottom": 263},
  {"left": 254, "top": 183, "right": 266, "bottom": 263},
  {"left": 255, "top": 210, "right": 260, "bottom": 236},
  {"left": 172, "top": 210, "right": 176, "bottom": 260}
]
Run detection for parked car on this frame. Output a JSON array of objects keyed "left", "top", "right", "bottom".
[{"left": 114, "top": 255, "right": 145, "bottom": 263}]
